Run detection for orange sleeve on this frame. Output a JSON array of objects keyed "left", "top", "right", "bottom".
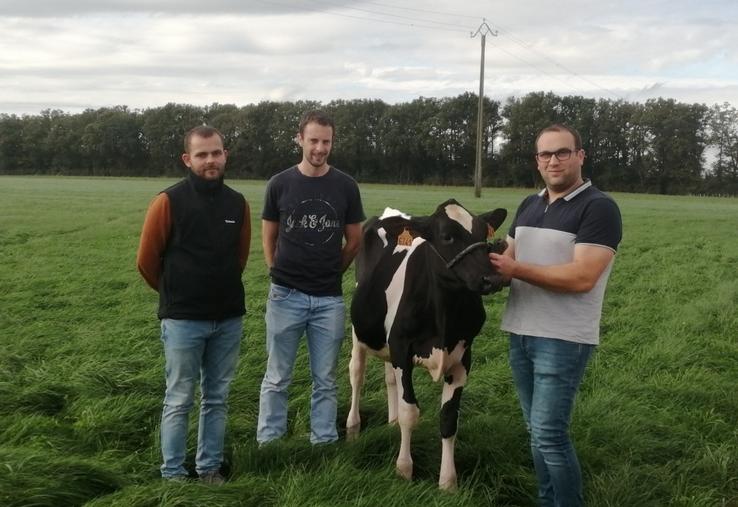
[
  {"left": 136, "top": 193, "right": 172, "bottom": 291},
  {"left": 239, "top": 200, "right": 252, "bottom": 272}
]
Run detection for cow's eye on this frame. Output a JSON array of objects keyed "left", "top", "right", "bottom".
[{"left": 441, "top": 234, "right": 454, "bottom": 245}]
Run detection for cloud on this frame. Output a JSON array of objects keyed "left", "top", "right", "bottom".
[
  {"left": 0, "top": 0, "right": 358, "bottom": 17},
  {"left": 1, "top": 0, "right": 737, "bottom": 115}
]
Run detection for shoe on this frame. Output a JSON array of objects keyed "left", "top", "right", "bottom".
[{"left": 199, "top": 471, "right": 226, "bottom": 486}]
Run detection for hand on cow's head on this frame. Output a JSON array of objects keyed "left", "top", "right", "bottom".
[
  {"left": 488, "top": 238, "right": 507, "bottom": 255},
  {"left": 486, "top": 238, "right": 510, "bottom": 293}
]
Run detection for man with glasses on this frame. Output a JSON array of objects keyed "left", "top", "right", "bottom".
[{"left": 490, "top": 123, "right": 622, "bottom": 506}]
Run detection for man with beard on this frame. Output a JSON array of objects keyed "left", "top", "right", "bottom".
[
  {"left": 137, "top": 125, "right": 251, "bottom": 484},
  {"left": 257, "top": 110, "right": 364, "bottom": 445}
]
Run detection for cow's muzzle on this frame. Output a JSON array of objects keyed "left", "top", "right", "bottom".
[{"left": 480, "top": 274, "right": 505, "bottom": 294}]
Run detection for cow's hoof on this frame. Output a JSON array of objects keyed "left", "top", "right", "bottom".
[
  {"left": 439, "top": 476, "right": 458, "bottom": 492},
  {"left": 395, "top": 459, "right": 413, "bottom": 481},
  {"left": 346, "top": 424, "right": 360, "bottom": 441}
]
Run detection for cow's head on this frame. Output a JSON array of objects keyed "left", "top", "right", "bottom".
[{"left": 413, "top": 199, "right": 507, "bottom": 294}]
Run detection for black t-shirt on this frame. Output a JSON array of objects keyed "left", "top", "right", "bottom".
[{"left": 262, "top": 166, "right": 365, "bottom": 296}]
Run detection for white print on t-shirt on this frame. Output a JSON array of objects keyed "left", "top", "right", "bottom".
[
  {"left": 284, "top": 198, "right": 341, "bottom": 246},
  {"left": 286, "top": 214, "right": 340, "bottom": 232}
]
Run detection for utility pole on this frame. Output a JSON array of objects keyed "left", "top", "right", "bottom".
[{"left": 471, "top": 19, "right": 497, "bottom": 198}]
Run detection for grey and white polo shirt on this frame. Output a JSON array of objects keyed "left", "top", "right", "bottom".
[{"left": 500, "top": 180, "right": 622, "bottom": 345}]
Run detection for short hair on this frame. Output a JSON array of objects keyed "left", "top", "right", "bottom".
[
  {"left": 183, "top": 125, "right": 225, "bottom": 152},
  {"left": 534, "top": 123, "right": 583, "bottom": 151},
  {"left": 298, "top": 110, "right": 335, "bottom": 138}
]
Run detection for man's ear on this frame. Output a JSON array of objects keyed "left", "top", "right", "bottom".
[{"left": 181, "top": 153, "right": 191, "bottom": 168}]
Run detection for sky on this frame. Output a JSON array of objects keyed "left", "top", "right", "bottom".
[{"left": 1, "top": 0, "right": 737, "bottom": 116}]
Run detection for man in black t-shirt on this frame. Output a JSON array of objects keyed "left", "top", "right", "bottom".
[{"left": 257, "top": 110, "right": 365, "bottom": 445}]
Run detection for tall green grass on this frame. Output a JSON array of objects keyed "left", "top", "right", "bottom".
[{"left": 1, "top": 176, "right": 736, "bottom": 506}]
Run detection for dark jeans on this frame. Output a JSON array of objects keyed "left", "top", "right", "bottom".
[{"left": 509, "top": 333, "right": 595, "bottom": 507}]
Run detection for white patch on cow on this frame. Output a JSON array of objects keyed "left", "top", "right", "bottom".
[
  {"left": 393, "top": 365, "right": 420, "bottom": 480},
  {"left": 385, "top": 236, "right": 425, "bottom": 339},
  {"left": 380, "top": 207, "right": 412, "bottom": 220},
  {"left": 413, "top": 341, "right": 467, "bottom": 383},
  {"left": 377, "top": 226, "right": 389, "bottom": 248},
  {"left": 444, "top": 204, "right": 473, "bottom": 234}
]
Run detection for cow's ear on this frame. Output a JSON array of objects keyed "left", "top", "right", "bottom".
[
  {"left": 409, "top": 216, "right": 432, "bottom": 238},
  {"left": 480, "top": 208, "right": 507, "bottom": 232},
  {"left": 380, "top": 216, "right": 411, "bottom": 238}
]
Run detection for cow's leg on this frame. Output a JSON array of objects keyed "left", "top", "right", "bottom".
[
  {"left": 346, "top": 328, "right": 367, "bottom": 441},
  {"left": 438, "top": 350, "right": 470, "bottom": 491},
  {"left": 385, "top": 361, "right": 398, "bottom": 425},
  {"left": 394, "top": 363, "right": 419, "bottom": 481}
]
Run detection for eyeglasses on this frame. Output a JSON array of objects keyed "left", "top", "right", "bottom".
[{"left": 535, "top": 148, "right": 578, "bottom": 162}]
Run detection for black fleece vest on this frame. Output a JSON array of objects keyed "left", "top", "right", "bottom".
[{"left": 158, "top": 172, "right": 246, "bottom": 320}]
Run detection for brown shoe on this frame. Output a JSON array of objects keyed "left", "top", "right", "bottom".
[{"left": 199, "top": 471, "right": 226, "bottom": 486}]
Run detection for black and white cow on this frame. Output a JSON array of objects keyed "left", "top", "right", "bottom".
[{"left": 346, "top": 199, "right": 507, "bottom": 490}]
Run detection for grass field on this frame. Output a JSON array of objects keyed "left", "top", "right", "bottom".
[{"left": 1, "top": 175, "right": 737, "bottom": 507}]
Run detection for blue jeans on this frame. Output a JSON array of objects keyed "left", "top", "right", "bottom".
[
  {"left": 257, "top": 283, "right": 345, "bottom": 444},
  {"left": 159, "top": 317, "right": 242, "bottom": 478},
  {"left": 509, "top": 334, "right": 595, "bottom": 507}
]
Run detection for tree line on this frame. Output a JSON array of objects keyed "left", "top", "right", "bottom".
[{"left": 1, "top": 92, "right": 737, "bottom": 195}]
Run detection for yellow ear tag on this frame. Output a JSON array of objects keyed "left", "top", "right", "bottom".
[
  {"left": 397, "top": 227, "right": 414, "bottom": 246},
  {"left": 487, "top": 225, "right": 496, "bottom": 239}
]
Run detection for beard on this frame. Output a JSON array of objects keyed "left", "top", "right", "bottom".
[{"left": 200, "top": 164, "right": 224, "bottom": 180}]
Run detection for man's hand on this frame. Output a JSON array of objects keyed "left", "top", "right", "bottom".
[{"left": 489, "top": 252, "right": 515, "bottom": 284}]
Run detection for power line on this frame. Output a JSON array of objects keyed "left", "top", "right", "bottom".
[
  {"left": 486, "top": 39, "right": 597, "bottom": 96},
  {"left": 307, "top": 0, "right": 623, "bottom": 99},
  {"left": 308, "top": 0, "right": 472, "bottom": 31},
  {"left": 254, "top": 0, "right": 467, "bottom": 33},
  {"left": 488, "top": 24, "right": 623, "bottom": 99},
  {"left": 361, "top": 1, "right": 483, "bottom": 21},
  {"left": 254, "top": 0, "right": 623, "bottom": 99}
]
